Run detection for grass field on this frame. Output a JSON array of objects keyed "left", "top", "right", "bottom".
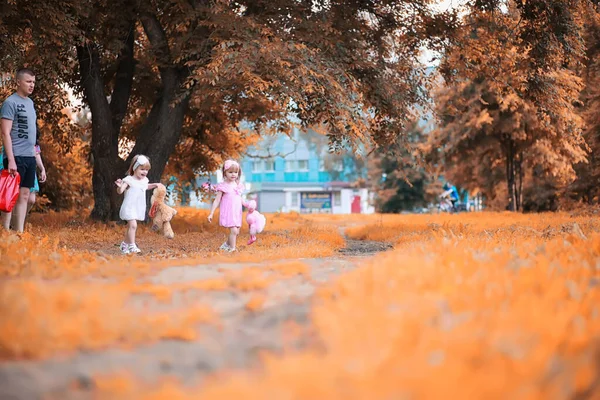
[{"left": 1, "top": 209, "right": 599, "bottom": 399}]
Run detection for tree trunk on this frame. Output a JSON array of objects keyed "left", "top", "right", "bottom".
[
  {"left": 516, "top": 151, "right": 523, "bottom": 211},
  {"left": 90, "top": 150, "right": 126, "bottom": 221},
  {"left": 505, "top": 139, "right": 517, "bottom": 212},
  {"left": 129, "top": 90, "right": 190, "bottom": 209},
  {"left": 77, "top": 24, "right": 135, "bottom": 221}
]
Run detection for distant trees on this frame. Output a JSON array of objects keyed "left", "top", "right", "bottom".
[{"left": 423, "top": 0, "right": 592, "bottom": 211}]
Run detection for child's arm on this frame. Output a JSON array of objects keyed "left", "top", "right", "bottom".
[
  {"left": 35, "top": 151, "right": 46, "bottom": 183},
  {"left": 115, "top": 179, "right": 128, "bottom": 194},
  {"left": 207, "top": 191, "right": 223, "bottom": 223},
  {"left": 147, "top": 183, "right": 160, "bottom": 190}
]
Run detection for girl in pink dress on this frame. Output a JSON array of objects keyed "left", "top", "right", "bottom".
[{"left": 208, "top": 159, "right": 245, "bottom": 252}]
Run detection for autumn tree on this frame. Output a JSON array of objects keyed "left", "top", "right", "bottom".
[
  {"left": 426, "top": 0, "right": 590, "bottom": 211},
  {"left": 369, "top": 120, "right": 433, "bottom": 212},
  {"left": 0, "top": 0, "right": 451, "bottom": 220},
  {"left": 569, "top": 6, "right": 600, "bottom": 204}
]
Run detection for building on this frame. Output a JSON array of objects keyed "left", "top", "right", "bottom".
[
  {"left": 168, "top": 126, "right": 374, "bottom": 214},
  {"left": 240, "top": 127, "right": 374, "bottom": 214}
]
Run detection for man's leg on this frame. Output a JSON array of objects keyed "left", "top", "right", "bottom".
[
  {"left": 12, "top": 157, "right": 37, "bottom": 232},
  {"left": 12, "top": 187, "right": 30, "bottom": 232}
]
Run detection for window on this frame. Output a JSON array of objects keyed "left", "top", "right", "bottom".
[
  {"left": 264, "top": 159, "right": 275, "bottom": 171},
  {"left": 252, "top": 161, "right": 262, "bottom": 172},
  {"left": 297, "top": 160, "right": 309, "bottom": 171},
  {"left": 291, "top": 192, "right": 299, "bottom": 207},
  {"left": 285, "top": 160, "right": 296, "bottom": 171},
  {"left": 332, "top": 160, "right": 344, "bottom": 172},
  {"left": 333, "top": 191, "right": 341, "bottom": 206},
  {"left": 318, "top": 160, "right": 325, "bottom": 171}
]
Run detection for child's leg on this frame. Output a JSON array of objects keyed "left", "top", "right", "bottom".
[
  {"left": 248, "top": 225, "right": 257, "bottom": 245},
  {"left": 125, "top": 220, "right": 137, "bottom": 244},
  {"left": 27, "top": 192, "right": 36, "bottom": 214},
  {"left": 228, "top": 227, "right": 240, "bottom": 250}
]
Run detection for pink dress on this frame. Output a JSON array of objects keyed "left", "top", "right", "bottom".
[{"left": 216, "top": 181, "right": 244, "bottom": 228}]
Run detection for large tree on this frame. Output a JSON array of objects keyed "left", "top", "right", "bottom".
[
  {"left": 569, "top": 5, "right": 600, "bottom": 204},
  {"left": 425, "top": 0, "right": 590, "bottom": 211},
  {"left": 0, "top": 0, "right": 449, "bottom": 220}
]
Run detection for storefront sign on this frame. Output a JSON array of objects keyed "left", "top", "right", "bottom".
[{"left": 300, "top": 192, "right": 332, "bottom": 211}]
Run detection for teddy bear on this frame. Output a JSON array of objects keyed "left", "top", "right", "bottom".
[
  {"left": 149, "top": 183, "right": 177, "bottom": 239},
  {"left": 245, "top": 199, "right": 266, "bottom": 245}
]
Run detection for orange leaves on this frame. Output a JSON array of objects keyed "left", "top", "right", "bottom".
[
  {"left": 472, "top": 109, "right": 494, "bottom": 129},
  {"left": 8, "top": 208, "right": 345, "bottom": 275},
  {"left": 90, "top": 214, "right": 600, "bottom": 399},
  {"left": 345, "top": 212, "right": 600, "bottom": 250},
  {"left": 0, "top": 280, "right": 215, "bottom": 360},
  {"left": 5, "top": 211, "right": 600, "bottom": 398},
  {"left": 245, "top": 293, "right": 266, "bottom": 311},
  {"left": 0, "top": 208, "right": 342, "bottom": 361},
  {"left": 429, "top": 1, "right": 591, "bottom": 211}
]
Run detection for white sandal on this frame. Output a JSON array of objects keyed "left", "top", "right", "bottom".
[
  {"left": 128, "top": 243, "right": 142, "bottom": 254},
  {"left": 120, "top": 242, "right": 130, "bottom": 254}
]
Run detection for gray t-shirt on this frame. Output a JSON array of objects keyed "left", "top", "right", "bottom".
[{"left": 1, "top": 93, "right": 36, "bottom": 157}]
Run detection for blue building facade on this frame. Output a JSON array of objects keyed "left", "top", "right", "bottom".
[{"left": 240, "top": 127, "right": 374, "bottom": 214}]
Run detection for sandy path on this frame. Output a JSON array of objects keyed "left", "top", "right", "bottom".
[{"left": 0, "top": 238, "right": 390, "bottom": 400}]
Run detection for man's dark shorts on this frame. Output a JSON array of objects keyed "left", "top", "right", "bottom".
[{"left": 3, "top": 156, "right": 36, "bottom": 189}]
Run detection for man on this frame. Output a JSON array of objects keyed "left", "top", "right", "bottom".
[
  {"left": 1, "top": 68, "right": 40, "bottom": 232},
  {"left": 440, "top": 182, "right": 460, "bottom": 212}
]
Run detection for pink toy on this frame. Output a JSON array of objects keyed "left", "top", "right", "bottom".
[
  {"left": 245, "top": 199, "right": 266, "bottom": 245},
  {"left": 200, "top": 181, "right": 215, "bottom": 193}
]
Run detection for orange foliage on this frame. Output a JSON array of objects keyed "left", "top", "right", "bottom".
[
  {"left": 245, "top": 293, "right": 267, "bottom": 311},
  {"left": 345, "top": 212, "right": 600, "bottom": 247},
  {"left": 0, "top": 208, "right": 343, "bottom": 360},
  {"left": 0, "top": 208, "right": 344, "bottom": 281},
  {"left": 84, "top": 212, "right": 600, "bottom": 399},
  {"left": 0, "top": 280, "right": 214, "bottom": 360},
  {"left": 427, "top": 1, "right": 590, "bottom": 211}
]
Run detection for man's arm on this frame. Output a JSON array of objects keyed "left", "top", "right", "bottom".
[{"left": 1, "top": 119, "right": 16, "bottom": 173}]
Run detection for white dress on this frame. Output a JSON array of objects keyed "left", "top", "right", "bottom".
[{"left": 119, "top": 175, "right": 149, "bottom": 221}]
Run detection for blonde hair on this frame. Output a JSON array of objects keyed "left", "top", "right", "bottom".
[
  {"left": 127, "top": 154, "right": 151, "bottom": 176},
  {"left": 222, "top": 159, "right": 241, "bottom": 182}
]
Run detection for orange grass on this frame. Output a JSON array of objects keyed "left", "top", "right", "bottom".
[
  {"left": 0, "top": 208, "right": 344, "bottom": 280},
  {"left": 345, "top": 211, "right": 600, "bottom": 246},
  {"left": 0, "top": 280, "right": 215, "bottom": 360},
  {"left": 87, "top": 214, "right": 600, "bottom": 399},
  {"left": 0, "top": 206, "right": 332, "bottom": 359},
  {"left": 0, "top": 258, "right": 317, "bottom": 360},
  {"left": 5, "top": 211, "right": 600, "bottom": 398}
]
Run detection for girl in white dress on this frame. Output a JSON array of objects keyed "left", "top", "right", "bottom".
[{"left": 115, "top": 154, "right": 160, "bottom": 254}]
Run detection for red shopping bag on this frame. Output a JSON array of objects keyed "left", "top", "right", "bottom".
[{"left": 0, "top": 170, "right": 20, "bottom": 212}]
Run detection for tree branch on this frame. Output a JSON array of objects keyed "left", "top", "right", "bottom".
[
  {"left": 139, "top": 12, "right": 170, "bottom": 61},
  {"left": 244, "top": 142, "right": 299, "bottom": 159},
  {"left": 109, "top": 22, "right": 136, "bottom": 142},
  {"left": 76, "top": 42, "right": 118, "bottom": 155},
  {"left": 139, "top": 11, "right": 179, "bottom": 90}
]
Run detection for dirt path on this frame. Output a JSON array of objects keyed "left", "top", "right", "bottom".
[{"left": 0, "top": 236, "right": 391, "bottom": 400}]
